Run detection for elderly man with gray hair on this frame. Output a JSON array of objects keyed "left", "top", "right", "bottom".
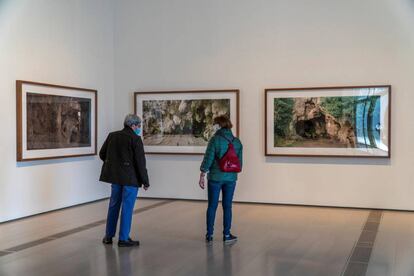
[{"left": 100, "top": 114, "right": 149, "bottom": 247}]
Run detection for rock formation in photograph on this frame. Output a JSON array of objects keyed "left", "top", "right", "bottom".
[
  {"left": 143, "top": 99, "right": 230, "bottom": 146},
  {"left": 27, "top": 94, "right": 91, "bottom": 150},
  {"left": 290, "top": 98, "right": 356, "bottom": 147}
]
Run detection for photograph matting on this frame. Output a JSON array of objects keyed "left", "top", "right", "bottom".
[{"left": 17, "top": 80, "right": 98, "bottom": 161}]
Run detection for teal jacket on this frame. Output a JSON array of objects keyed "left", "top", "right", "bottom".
[{"left": 200, "top": 128, "right": 243, "bottom": 182}]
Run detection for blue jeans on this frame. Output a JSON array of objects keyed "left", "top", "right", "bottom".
[
  {"left": 206, "top": 180, "right": 236, "bottom": 236},
  {"left": 105, "top": 184, "right": 139, "bottom": 241}
]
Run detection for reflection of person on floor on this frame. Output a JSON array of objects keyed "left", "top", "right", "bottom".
[
  {"left": 99, "top": 114, "right": 150, "bottom": 247},
  {"left": 199, "top": 116, "right": 243, "bottom": 244}
]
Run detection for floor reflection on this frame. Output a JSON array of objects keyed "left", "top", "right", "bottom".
[
  {"left": 104, "top": 246, "right": 133, "bottom": 276},
  {"left": 205, "top": 242, "right": 236, "bottom": 276}
]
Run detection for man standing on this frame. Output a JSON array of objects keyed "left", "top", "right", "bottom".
[{"left": 100, "top": 114, "right": 149, "bottom": 247}]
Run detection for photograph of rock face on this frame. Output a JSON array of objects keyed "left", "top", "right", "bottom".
[
  {"left": 274, "top": 96, "right": 380, "bottom": 148},
  {"left": 266, "top": 86, "right": 390, "bottom": 157},
  {"left": 142, "top": 99, "right": 230, "bottom": 146},
  {"left": 135, "top": 90, "right": 239, "bottom": 154},
  {"left": 26, "top": 93, "right": 92, "bottom": 150}
]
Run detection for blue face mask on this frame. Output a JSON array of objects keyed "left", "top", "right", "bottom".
[{"left": 134, "top": 128, "right": 142, "bottom": 136}]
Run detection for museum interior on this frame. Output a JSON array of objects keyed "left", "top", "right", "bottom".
[{"left": 0, "top": 0, "right": 414, "bottom": 275}]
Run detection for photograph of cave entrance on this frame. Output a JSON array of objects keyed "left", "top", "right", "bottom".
[
  {"left": 267, "top": 86, "right": 390, "bottom": 157},
  {"left": 0, "top": 0, "right": 413, "bottom": 275}
]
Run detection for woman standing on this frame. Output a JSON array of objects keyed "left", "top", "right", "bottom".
[{"left": 199, "top": 116, "right": 243, "bottom": 243}]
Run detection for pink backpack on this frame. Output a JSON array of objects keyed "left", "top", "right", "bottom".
[{"left": 217, "top": 135, "right": 241, "bottom": 173}]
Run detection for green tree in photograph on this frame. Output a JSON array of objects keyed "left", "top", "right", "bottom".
[
  {"left": 321, "top": 96, "right": 357, "bottom": 123},
  {"left": 274, "top": 98, "right": 294, "bottom": 138}
]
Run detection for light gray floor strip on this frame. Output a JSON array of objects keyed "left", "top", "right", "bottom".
[
  {"left": 1, "top": 200, "right": 174, "bottom": 256},
  {"left": 342, "top": 210, "right": 383, "bottom": 276}
]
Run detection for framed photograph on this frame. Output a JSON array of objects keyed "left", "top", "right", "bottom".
[
  {"left": 135, "top": 90, "right": 239, "bottom": 155},
  {"left": 265, "top": 86, "right": 391, "bottom": 158},
  {"left": 16, "top": 80, "right": 97, "bottom": 161}
]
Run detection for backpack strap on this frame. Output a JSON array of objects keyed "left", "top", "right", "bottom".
[{"left": 215, "top": 133, "right": 235, "bottom": 161}]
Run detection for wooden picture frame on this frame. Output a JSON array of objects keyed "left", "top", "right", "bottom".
[
  {"left": 16, "top": 80, "right": 98, "bottom": 161},
  {"left": 265, "top": 85, "right": 391, "bottom": 158},
  {"left": 135, "top": 89, "right": 240, "bottom": 155}
]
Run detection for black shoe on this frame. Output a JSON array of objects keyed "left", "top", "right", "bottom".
[
  {"left": 205, "top": 235, "right": 213, "bottom": 243},
  {"left": 118, "top": 238, "right": 140, "bottom": 247},
  {"left": 223, "top": 234, "right": 237, "bottom": 243},
  {"left": 102, "top": 237, "right": 113, "bottom": 244}
]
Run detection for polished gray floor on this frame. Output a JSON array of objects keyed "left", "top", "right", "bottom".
[{"left": 0, "top": 199, "right": 413, "bottom": 276}]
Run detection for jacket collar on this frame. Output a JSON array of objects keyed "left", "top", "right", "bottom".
[
  {"left": 123, "top": 126, "right": 136, "bottom": 136},
  {"left": 216, "top": 128, "right": 233, "bottom": 137}
]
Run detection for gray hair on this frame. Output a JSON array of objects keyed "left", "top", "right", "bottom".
[{"left": 124, "top": 114, "right": 142, "bottom": 127}]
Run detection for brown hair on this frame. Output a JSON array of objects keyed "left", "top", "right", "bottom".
[{"left": 214, "top": 116, "right": 233, "bottom": 129}]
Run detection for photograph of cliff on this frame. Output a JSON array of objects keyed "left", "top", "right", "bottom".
[
  {"left": 27, "top": 93, "right": 92, "bottom": 150},
  {"left": 142, "top": 99, "right": 230, "bottom": 146},
  {"left": 274, "top": 96, "right": 382, "bottom": 149}
]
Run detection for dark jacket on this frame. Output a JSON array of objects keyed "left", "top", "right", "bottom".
[
  {"left": 99, "top": 126, "right": 149, "bottom": 187},
  {"left": 200, "top": 128, "right": 243, "bottom": 182}
]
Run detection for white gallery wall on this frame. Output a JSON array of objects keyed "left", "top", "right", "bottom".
[
  {"left": 0, "top": 0, "right": 114, "bottom": 222},
  {"left": 1, "top": 0, "right": 413, "bottom": 223},
  {"left": 114, "top": 0, "right": 414, "bottom": 210}
]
